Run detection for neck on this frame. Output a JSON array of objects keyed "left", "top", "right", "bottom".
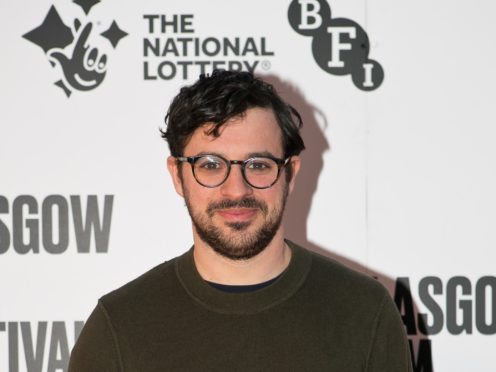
[{"left": 192, "top": 228, "right": 291, "bottom": 285}]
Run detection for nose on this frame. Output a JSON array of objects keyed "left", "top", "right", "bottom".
[{"left": 219, "top": 164, "right": 253, "bottom": 199}]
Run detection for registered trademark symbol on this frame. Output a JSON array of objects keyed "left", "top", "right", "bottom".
[{"left": 261, "top": 60, "right": 271, "bottom": 71}]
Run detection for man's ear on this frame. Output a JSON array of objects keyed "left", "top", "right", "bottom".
[
  {"left": 287, "top": 155, "right": 301, "bottom": 194},
  {"left": 167, "top": 156, "right": 184, "bottom": 197}
]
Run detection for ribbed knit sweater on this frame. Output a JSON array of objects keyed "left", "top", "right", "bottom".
[{"left": 69, "top": 240, "right": 413, "bottom": 371}]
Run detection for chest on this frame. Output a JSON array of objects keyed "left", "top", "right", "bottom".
[{"left": 117, "top": 305, "right": 369, "bottom": 372}]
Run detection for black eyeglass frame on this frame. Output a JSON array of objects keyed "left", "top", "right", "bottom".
[{"left": 176, "top": 154, "right": 290, "bottom": 189}]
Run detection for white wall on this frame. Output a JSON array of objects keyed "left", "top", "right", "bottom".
[{"left": 1, "top": 0, "right": 494, "bottom": 370}]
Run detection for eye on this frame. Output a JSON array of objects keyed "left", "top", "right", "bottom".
[
  {"left": 201, "top": 161, "right": 221, "bottom": 170},
  {"left": 249, "top": 162, "right": 268, "bottom": 169},
  {"left": 97, "top": 55, "right": 107, "bottom": 72},
  {"left": 246, "top": 159, "right": 274, "bottom": 172},
  {"left": 87, "top": 48, "right": 98, "bottom": 67},
  {"left": 196, "top": 156, "right": 226, "bottom": 172}
]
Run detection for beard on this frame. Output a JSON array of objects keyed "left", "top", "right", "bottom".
[{"left": 184, "top": 186, "right": 288, "bottom": 261}]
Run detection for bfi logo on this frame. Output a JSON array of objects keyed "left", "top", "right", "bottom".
[{"left": 288, "top": 0, "right": 384, "bottom": 91}]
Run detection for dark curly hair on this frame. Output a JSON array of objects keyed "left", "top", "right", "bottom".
[{"left": 161, "top": 70, "right": 305, "bottom": 158}]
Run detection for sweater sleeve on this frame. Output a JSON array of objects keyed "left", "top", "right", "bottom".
[
  {"left": 366, "top": 292, "right": 413, "bottom": 372},
  {"left": 68, "top": 302, "right": 122, "bottom": 372}
]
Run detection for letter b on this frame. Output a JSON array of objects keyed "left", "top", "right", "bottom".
[
  {"left": 288, "top": 0, "right": 331, "bottom": 36},
  {"left": 298, "top": 0, "right": 322, "bottom": 30}
]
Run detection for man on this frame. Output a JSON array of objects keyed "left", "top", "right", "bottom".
[{"left": 69, "top": 70, "right": 413, "bottom": 371}]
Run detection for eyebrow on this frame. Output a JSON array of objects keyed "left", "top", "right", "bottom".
[
  {"left": 247, "top": 151, "right": 279, "bottom": 158},
  {"left": 192, "top": 151, "right": 281, "bottom": 159}
]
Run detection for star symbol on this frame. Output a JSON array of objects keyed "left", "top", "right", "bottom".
[
  {"left": 100, "top": 21, "right": 128, "bottom": 48},
  {"left": 23, "top": 5, "right": 74, "bottom": 54},
  {"left": 73, "top": 0, "right": 100, "bottom": 15},
  {"left": 54, "top": 80, "right": 72, "bottom": 97}
]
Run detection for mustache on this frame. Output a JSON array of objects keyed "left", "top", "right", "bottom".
[{"left": 207, "top": 197, "right": 268, "bottom": 216}]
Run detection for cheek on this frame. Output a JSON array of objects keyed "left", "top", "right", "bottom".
[
  {"left": 180, "top": 167, "right": 200, "bottom": 196},
  {"left": 184, "top": 183, "right": 214, "bottom": 208},
  {"left": 256, "top": 186, "right": 285, "bottom": 208}
]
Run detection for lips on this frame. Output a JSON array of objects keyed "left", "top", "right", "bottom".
[{"left": 215, "top": 208, "right": 258, "bottom": 222}]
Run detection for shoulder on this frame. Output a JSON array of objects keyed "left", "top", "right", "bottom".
[
  {"left": 311, "top": 250, "right": 386, "bottom": 295},
  {"left": 289, "top": 240, "right": 390, "bottom": 309},
  {"left": 98, "top": 253, "right": 184, "bottom": 316},
  {"left": 289, "top": 241, "right": 405, "bottom": 347}
]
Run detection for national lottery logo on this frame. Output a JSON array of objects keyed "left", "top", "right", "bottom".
[
  {"left": 142, "top": 14, "right": 275, "bottom": 81},
  {"left": 288, "top": 0, "right": 384, "bottom": 91},
  {"left": 23, "top": 0, "right": 128, "bottom": 97}
]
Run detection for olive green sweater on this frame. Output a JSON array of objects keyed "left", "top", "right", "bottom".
[{"left": 69, "top": 241, "right": 413, "bottom": 371}]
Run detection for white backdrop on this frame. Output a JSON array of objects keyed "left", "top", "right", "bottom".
[{"left": 1, "top": 0, "right": 495, "bottom": 371}]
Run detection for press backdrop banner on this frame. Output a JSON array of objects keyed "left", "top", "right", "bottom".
[{"left": 1, "top": 0, "right": 495, "bottom": 371}]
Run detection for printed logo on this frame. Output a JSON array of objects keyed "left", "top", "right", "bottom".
[
  {"left": 142, "top": 14, "right": 275, "bottom": 81},
  {"left": 0, "top": 321, "right": 84, "bottom": 372},
  {"left": 23, "top": 0, "right": 128, "bottom": 97},
  {"left": 0, "top": 195, "right": 114, "bottom": 254},
  {"left": 393, "top": 275, "right": 496, "bottom": 372},
  {"left": 288, "top": 0, "right": 384, "bottom": 91}
]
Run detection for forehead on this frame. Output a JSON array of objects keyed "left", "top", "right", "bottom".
[{"left": 184, "top": 107, "right": 284, "bottom": 158}]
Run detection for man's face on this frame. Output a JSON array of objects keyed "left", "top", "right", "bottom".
[{"left": 168, "top": 107, "right": 300, "bottom": 260}]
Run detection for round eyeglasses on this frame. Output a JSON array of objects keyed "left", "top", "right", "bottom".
[{"left": 176, "top": 154, "right": 290, "bottom": 189}]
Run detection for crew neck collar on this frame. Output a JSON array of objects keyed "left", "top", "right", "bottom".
[
  {"left": 175, "top": 240, "right": 312, "bottom": 314},
  {"left": 206, "top": 272, "right": 283, "bottom": 293}
]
